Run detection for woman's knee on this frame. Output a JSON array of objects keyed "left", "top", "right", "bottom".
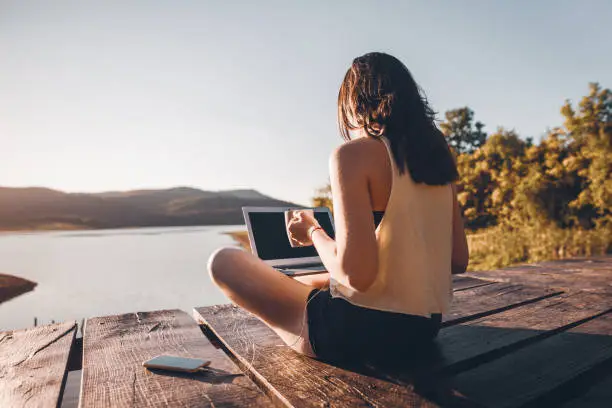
[
  {"left": 207, "top": 247, "right": 243, "bottom": 286},
  {"left": 291, "top": 340, "right": 317, "bottom": 359}
]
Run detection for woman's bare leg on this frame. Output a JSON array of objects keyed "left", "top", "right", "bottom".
[
  {"left": 207, "top": 247, "right": 316, "bottom": 357},
  {"left": 294, "top": 273, "right": 330, "bottom": 289}
]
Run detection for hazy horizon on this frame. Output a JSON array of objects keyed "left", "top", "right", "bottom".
[
  {"left": 0, "top": 184, "right": 304, "bottom": 207},
  {"left": 2, "top": 0, "right": 611, "bottom": 206}
]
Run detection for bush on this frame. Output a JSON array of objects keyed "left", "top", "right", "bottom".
[{"left": 467, "top": 220, "right": 612, "bottom": 271}]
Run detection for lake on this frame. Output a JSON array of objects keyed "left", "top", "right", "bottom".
[{"left": 0, "top": 226, "right": 246, "bottom": 331}]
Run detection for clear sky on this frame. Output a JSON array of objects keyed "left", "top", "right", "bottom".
[{"left": 2, "top": 1, "right": 611, "bottom": 205}]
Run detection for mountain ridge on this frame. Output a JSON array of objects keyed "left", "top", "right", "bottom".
[{"left": 0, "top": 186, "right": 301, "bottom": 230}]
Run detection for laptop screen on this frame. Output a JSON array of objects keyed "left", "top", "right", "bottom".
[{"left": 248, "top": 211, "right": 335, "bottom": 261}]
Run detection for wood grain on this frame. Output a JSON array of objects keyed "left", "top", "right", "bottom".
[
  {"left": 468, "top": 256, "right": 612, "bottom": 294},
  {"left": 194, "top": 305, "right": 476, "bottom": 408},
  {"left": 0, "top": 273, "right": 37, "bottom": 304},
  {"left": 438, "top": 291, "right": 612, "bottom": 373},
  {"left": 80, "top": 309, "right": 271, "bottom": 407},
  {"left": 562, "top": 371, "right": 612, "bottom": 408},
  {"left": 451, "top": 275, "right": 496, "bottom": 291},
  {"left": 443, "top": 282, "right": 562, "bottom": 326},
  {"left": 193, "top": 282, "right": 558, "bottom": 407},
  {"left": 451, "top": 310, "right": 612, "bottom": 408},
  {"left": 0, "top": 321, "right": 76, "bottom": 408},
  {"left": 190, "top": 257, "right": 611, "bottom": 407}
]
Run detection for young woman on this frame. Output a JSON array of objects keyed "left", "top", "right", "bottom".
[{"left": 208, "top": 52, "right": 469, "bottom": 363}]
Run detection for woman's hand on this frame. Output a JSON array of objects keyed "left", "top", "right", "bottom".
[{"left": 286, "top": 209, "right": 320, "bottom": 247}]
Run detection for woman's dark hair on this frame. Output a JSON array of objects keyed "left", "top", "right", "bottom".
[{"left": 338, "top": 52, "right": 458, "bottom": 185}]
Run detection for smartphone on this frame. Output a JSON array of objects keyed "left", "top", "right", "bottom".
[{"left": 143, "top": 355, "right": 211, "bottom": 373}]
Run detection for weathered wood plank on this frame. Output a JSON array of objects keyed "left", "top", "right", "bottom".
[
  {"left": 437, "top": 292, "right": 612, "bottom": 373},
  {"left": 0, "top": 321, "right": 76, "bottom": 408},
  {"left": 192, "top": 283, "right": 558, "bottom": 407},
  {"left": 451, "top": 275, "right": 496, "bottom": 291},
  {"left": 468, "top": 256, "right": 612, "bottom": 294},
  {"left": 451, "top": 310, "right": 612, "bottom": 408},
  {"left": 61, "top": 370, "right": 81, "bottom": 408},
  {"left": 533, "top": 256, "right": 612, "bottom": 271},
  {"left": 194, "top": 305, "right": 476, "bottom": 408},
  {"left": 443, "top": 282, "right": 562, "bottom": 326},
  {"left": 0, "top": 273, "right": 36, "bottom": 304},
  {"left": 80, "top": 309, "right": 271, "bottom": 407},
  {"left": 67, "top": 336, "right": 83, "bottom": 371},
  {"left": 562, "top": 371, "right": 612, "bottom": 408}
]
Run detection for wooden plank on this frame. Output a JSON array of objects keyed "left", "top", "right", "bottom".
[
  {"left": 534, "top": 256, "right": 612, "bottom": 271},
  {"left": 450, "top": 310, "right": 612, "bottom": 408},
  {"left": 437, "top": 292, "right": 612, "bottom": 373},
  {"left": 0, "top": 273, "right": 36, "bottom": 304},
  {"left": 451, "top": 275, "right": 496, "bottom": 291},
  {"left": 194, "top": 305, "right": 477, "bottom": 408},
  {"left": 562, "top": 371, "right": 612, "bottom": 408},
  {"left": 192, "top": 283, "right": 558, "bottom": 407},
  {"left": 0, "top": 321, "right": 76, "bottom": 408},
  {"left": 62, "top": 370, "right": 82, "bottom": 408},
  {"left": 443, "top": 282, "right": 562, "bottom": 326},
  {"left": 67, "top": 336, "right": 83, "bottom": 371},
  {"left": 468, "top": 256, "right": 612, "bottom": 293},
  {"left": 80, "top": 309, "right": 271, "bottom": 408}
]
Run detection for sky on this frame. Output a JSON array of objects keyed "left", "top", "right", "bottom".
[{"left": 1, "top": 1, "right": 611, "bottom": 206}]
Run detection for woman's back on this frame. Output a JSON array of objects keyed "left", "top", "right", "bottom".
[{"left": 330, "top": 136, "right": 453, "bottom": 317}]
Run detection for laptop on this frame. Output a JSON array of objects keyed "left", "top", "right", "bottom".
[{"left": 242, "top": 206, "right": 335, "bottom": 275}]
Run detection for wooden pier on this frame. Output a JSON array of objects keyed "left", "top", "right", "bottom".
[{"left": 1, "top": 256, "right": 611, "bottom": 407}]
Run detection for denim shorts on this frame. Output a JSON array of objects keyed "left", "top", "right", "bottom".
[{"left": 306, "top": 289, "right": 441, "bottom": 364}]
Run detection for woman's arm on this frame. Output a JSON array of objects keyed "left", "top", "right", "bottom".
[
  {"left": 311, "top": 142, "right": 379, "bottom": 291},
  {"left": 451, "top": 183, "right": 469, "bottom": 274}
]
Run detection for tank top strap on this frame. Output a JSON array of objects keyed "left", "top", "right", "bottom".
[{"left": 379, "top": 136, "right": 397, "bottom": 175}]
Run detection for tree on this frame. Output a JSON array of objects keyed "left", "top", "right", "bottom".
[
  {"left": 560, "top": 83, "right": 612, "bottom": 226},
  {"left": 455, "top": 128, "right": 527, "bottom": 228},
  {"left": 440, "top": 107, "right": 487, "bottom": 154},
  {"left": 312, "top": 183, "right": 333, "bottom": 212},
  {"left": 510, "top": 131, "right": 578, "bottom": 228}
]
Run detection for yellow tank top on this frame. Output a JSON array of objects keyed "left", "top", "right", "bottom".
[{"left": 330, "top": 137, "right": 454, "bottom": 317}]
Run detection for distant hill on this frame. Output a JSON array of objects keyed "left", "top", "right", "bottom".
[{"left": 0, "top": 187, "right": 301, "bottom": 230}]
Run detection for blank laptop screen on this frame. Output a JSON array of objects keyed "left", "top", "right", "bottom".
[{"left": 248, "top": 211, "right": 335, "bottom": 261}]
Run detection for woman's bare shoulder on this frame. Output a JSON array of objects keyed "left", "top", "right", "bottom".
[{"left": 330, "top": 138, "right": 387, "bottom": 170}]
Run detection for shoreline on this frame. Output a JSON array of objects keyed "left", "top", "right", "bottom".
[
  {"left": 0, "top": 223, "right": 246, "bottom": 234},
  {"left": 225, "top": 231, "right": 250, "bottom": 251},
  {"left": 0, "top": 224, "right": 90, "bottom": 233}
]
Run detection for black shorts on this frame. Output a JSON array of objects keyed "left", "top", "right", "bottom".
[{"left": 306, "top": 289, "right": 441, "bottom": 364}]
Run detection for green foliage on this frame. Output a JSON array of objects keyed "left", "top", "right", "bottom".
[
  {"left": 467, "top": 222, "right": 611, "bottom": 271},
  {"left": 457, "top": 83, "right": 612, "bottom": 267},
  {"left": 311, "top": 183, "right": 333, "bottom": 212},
  {"left": 456, "top": 128, "right": 528, "bottom": 227},
  {"left": 561, "top": 83, "right": 612, "bottom": 224},
  {"left": 440, "top": 107, "right": 487, "bottom": 154},
  {"left": 456, "top": 83, "right": 611, "bottom": 233}
]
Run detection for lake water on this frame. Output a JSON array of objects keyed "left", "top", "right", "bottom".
[{"left": 0, "top": 226, "right": 246, "bottom": 331}]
